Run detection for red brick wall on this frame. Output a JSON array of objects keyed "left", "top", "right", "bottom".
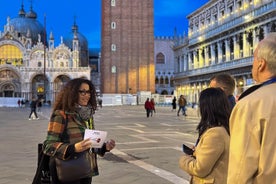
[{"left": 101, "top": 0, "right": 155, "bottom": 94}]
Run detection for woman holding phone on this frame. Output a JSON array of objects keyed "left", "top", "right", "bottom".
[{"left": 179, "top": 87, "right": 230, "bottom": 184}]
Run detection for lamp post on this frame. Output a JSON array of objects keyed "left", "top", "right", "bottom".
[{"left": 43, "top": 14, "right": 47, "bottom": 102}]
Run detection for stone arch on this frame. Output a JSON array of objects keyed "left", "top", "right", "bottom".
[
  {"left": 0, "top": 68, "right": 21, "bottom": 97},
  {"left": 161, "top": 90, "right": 168, "bottom": 95},
  {"left": 30, "top": 74, "right": 49, "bottom": 100},
  {"left": 53, "top": 75, "right": 71, "bottom": 99}
]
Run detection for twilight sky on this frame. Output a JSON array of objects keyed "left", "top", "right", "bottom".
[{"left": 0, "top": 0, "right": 209, "bottom": 48}]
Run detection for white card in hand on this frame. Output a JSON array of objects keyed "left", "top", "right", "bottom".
[{"left": 84, "top": 129, "right": 107, "bottom": 148}]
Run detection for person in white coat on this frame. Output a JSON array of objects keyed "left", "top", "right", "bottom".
[{"left": 227, "top": 32, "right": 276, "bottom": 184}]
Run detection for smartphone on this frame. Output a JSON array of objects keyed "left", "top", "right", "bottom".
[{"left": 182, "top": 144, "right": 194, "bottom": 155}]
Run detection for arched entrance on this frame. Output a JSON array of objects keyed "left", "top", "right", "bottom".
[
  {"left": 53, "top": 75, "right": 71, "bottom": 101},
  {"left": 31, "top": 74, "right": 49, "bottom": 100},
  {"left": 0, "top": 69, "right": 21, "bottom": 97},
  {"left": 1, "top": 83, "right": 14, "bottom": 97}
]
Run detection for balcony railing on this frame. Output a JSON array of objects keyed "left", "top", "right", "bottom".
[
  {"left": 174, "top": 56, "right": 253, "bottom": 78},
  {"left": 188, "top": 1, "right": 275, "bottom": 46}
]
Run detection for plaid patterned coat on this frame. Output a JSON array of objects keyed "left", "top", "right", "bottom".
[{"left": 43, "top": 110, "right": 106, "bottom": 176}]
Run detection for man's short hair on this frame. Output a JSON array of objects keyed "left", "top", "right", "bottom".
[{"left": 210, "top": 73, "right": 235, "bottom": 96}]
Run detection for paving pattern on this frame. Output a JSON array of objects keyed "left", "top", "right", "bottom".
[{"left": 0, "top": 105, "right": 200, "bottom": 184}]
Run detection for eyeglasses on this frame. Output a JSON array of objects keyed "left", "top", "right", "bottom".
[{"left": 78, "top": 90, "right": 91, "bottom": 96}]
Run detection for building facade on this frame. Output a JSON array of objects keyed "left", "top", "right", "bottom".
[
  {"left": 0, "top": 4, "right": 90, "bottom": 103},
  {"left": 174, "top": 0, "right": 276, "bottom": 103},
  {"left": 154, "top": 36, "right": 175, "bottom": 95},
  {"left": 101, "top": 0, "right": 155, "bottom": 94}
]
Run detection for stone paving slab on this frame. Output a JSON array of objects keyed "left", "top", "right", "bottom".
[{"left": 0, "top": 106, "right": 199, "bottom": 184}]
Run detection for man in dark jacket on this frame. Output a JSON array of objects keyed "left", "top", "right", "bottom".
[{"left": 29, "top": 98, "right": 39, "bottom": 120}]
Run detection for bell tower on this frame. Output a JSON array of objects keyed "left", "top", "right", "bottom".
[{"left": 101, "top": 0, "right": 155, "bottom": 94}]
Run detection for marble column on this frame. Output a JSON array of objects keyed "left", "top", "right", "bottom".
[
  {"left": 225, "top": 39, "right": 230, "bottom": 61},
  {"left": 218, "top": 41, "right": 223, "bottom": 63}
]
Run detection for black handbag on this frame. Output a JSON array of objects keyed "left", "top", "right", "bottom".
[
  {"left": 32, "top": 143, "right": 51, "bottom": 184},
  {"left": 55, "top": 151, "right": 93, "bottom": 182}
]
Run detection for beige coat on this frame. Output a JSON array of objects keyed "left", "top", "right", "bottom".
[
  {"left": 227, "top": 83, "right": 276, "bottom": 184},
  {"left": 179, "top": 127, "right": 230, "bottom": 184}
]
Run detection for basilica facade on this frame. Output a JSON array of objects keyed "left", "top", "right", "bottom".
[
  {"left": 0, "top": 4, "right": 90, "bottom": 103},
  {"left": 174, "top": 0, "right": 276, "bottom": 103}
]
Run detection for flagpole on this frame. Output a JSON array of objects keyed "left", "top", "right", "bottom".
[{"left": 43, "top": 14, "right": 46, "bottom": 101}]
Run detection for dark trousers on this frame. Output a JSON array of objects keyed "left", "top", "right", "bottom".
[
  {"left": 146, "top": 109, "right": 151, "bottom": 117},
  {"left": 29, "top": 108, "right": 38, "bottom": 118},
  {"left": 177, "top": 106, "right": 187, "bottom": 116}
]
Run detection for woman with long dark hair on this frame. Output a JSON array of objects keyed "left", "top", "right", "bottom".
[
  {"left": 179, "top": 87, "right": 230, "bottom": 184},
  {"left": 43, "top": 78, "right": 115, "bottom": 184}
]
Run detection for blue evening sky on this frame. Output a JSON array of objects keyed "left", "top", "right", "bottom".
[{"left": 0, "top": 0, "right": 209, "bottom": 48}]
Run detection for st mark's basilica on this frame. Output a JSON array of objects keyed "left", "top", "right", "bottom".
[{"left": 0, "top": 4, "right": 90, "bottom": 103}]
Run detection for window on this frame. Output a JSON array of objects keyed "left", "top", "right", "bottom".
[
  {"left": 111, "top": 22, "right": 116, "bottom": 29},
  {"left": 229, "top": 6, "right": 233, "bottom": 14},
  {"left": 156, "top": 52, "right": 165, "bottom": 64},
  {"left": 111, "top": 44, "right": 116, "bottom": 51},
  {"left": 238, "top": 1, "right": 242, "bottom": 9},
  {"left": 111, "top": 0, "right": 115, "bottom": 6}
]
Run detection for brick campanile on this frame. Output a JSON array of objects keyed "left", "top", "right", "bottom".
[{"left": 101, "top": 0, "right": 155, "bottom": 94}]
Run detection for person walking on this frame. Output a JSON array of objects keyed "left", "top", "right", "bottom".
[
  {"left": 144, "top": 98, "right": 152, "bottom": 118},
  {"left": 209, "top": 73, "right": 236, "bottom": 110},
  {"left": 172, "top": 96, "right": 177, "bottom": 111},
  {"left": 17, "top": 99, "right": 21, "bottom": 107},
  {"left": 37, "top": 100, "right": 42, "bottom": 112},
  {"left": 150, "top": 98, "right": 156, "bottom": 116},
  {"left": 29, "top": 98, "right": 39, "bottom": 120},
  {"left": 177, "top": 95, "right": 187, "bottom": 116},
  {"left": 227, "top": 33, "right": 276, "bottom": 184},
  {"left": 179, "top": 87, "right": 231, "bottom": 184},
  {"left": 43, "top": 78, "right": 116, "bottom": 184}
]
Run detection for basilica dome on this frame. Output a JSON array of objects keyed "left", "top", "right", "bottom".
[
  {"left": 9, "top": 4, "right": 46, "bottom": 45},
  {"left": 63, "top": 22, "right": 88, "bottom": 51},
  {"left": 63, "top": 22, "right": 89, "bottom": 66}
]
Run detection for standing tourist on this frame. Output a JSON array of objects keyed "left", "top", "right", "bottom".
[
  {"left": 150, "top": 98, "right": 156, "bottom": 116},
  {"left": 179, "top": 88, "right": 230, "bottom": 184},
  {"left": 227, "top": 33, "right": 276, "bottom": 184},
  {"left": 210, "top": 73, "right": 236, "bottom": 110},
  {"left": 43, "top": 78, "right": 116, "bottom": 183},
  {"left": 172, "top": 96, "right": 177, "bottom": 111},
  {"left": 177, "top": 95, "right": 187, "bottom": 116}
]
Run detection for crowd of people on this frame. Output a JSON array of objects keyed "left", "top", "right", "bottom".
[
  {"left": 144, "top": 98, "right": 156, "bottom": 117},
  {"left": 30, "top": 33, "right": 276, "bottom": 184},
  {"left": 179, "top": 32, "right": 276, "bottom": 183}
]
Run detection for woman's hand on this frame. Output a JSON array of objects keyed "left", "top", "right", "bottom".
[
  {"left": 74, "top": 138, "right": 93, "bottom": 153},
  {"left": 105, "top": 139, "right": 116, "bottom": 151}
]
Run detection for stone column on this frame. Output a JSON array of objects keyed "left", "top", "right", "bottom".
[
  {"left": 218, "top": 41, "right": 223, "bottom": 63},
  {"left": 243, "top": 31, "right": 249, "bottom": 57},
  {"left": 233, "top": 35, "right": 239, "bottom": 59},
  {"left": 184, "top": 54, "right": 188, "bottom": 71},
  {"left": 199, "top": 48, "right": 204, "bottom": 68},
  {"left": 211, "top": 44, "right": 216, "bottom": 65},
  {"left": 204, "top": 46, "right": 209, "bottom": 66},
  {"left": 188, "top": 52, "right": 192, "bottom": 70},
  {"left": 253, "top": 28, "right": 259, "bottom": 52},
  {"left": 225, "top": 39, "right": 230, "bottom": 61},
  {"left": 193, "top": 50, "right": 198, "bottom": 69},
  {"left": 263, "top": 24, "right": 268, "bottom": 38}
]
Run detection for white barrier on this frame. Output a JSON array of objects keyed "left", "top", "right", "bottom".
[{"left": 0, "top": 97, "right": 23, "bottom": 107}]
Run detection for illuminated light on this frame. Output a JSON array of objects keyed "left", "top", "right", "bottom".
[
  {"left": 37, "top": 86, "right": 44, "bottom": 93},
  {"left": 198, "top": 36, "right": 204, "bottom": 42},
  {"left": 239, "top": 81, "right": 244, "bottom": 86},
  {"left": 244, "top": 15, "right": 252, "bottom": 20}
]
